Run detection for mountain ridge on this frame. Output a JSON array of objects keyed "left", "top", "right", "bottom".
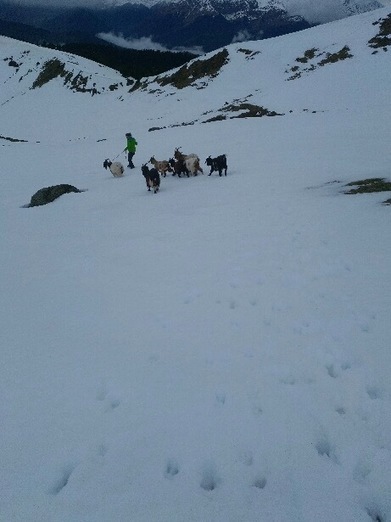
[
  {"left": 1, "top": 7, "right": 390, "bottom": 143},
  {"left": 0, "top": 0, "right": 385, "bottom": 52}
]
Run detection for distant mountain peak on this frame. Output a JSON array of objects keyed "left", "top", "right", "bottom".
[{"left": 0, "top": 0, "right": 385, "bottom": 54}]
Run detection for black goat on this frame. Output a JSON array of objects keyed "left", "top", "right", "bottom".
[
  {"left": 205, "top": 154, "right": 227, "bottom": 176},
  {"left": 169, "top": 157, "right": 189, "bottom": 178},
  {"left": 141, "top": 164, "right": 160, "bottom": 193}
]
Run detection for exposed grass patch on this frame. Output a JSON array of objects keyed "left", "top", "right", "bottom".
[
  {"left": 237, "top": 48, "right": 253, "bottom": 55},
  {"left": 369, "top": 13, "right": 391, "bottom": 49},
  {"left": 345, "top": 178, "right": 391, "bottom": 194},
  {"left": 204, "top": 114, "right": 227, "bottom": 123},
  {"left": 0, "top": 134, "right": 27, "bottom": 143},
  {"left": 318, "top": 46, "right": 353, "bottom": 66},
  {"left": 296, "top": 48, "right": 318, "bottom": 63},
  {"left": 31, "top": 58, "right": 99, "bottom": 94},
  {"left": 147, "top": 96, "right": 282, "bottom": 130},
  {"left": 32, "top": 58, "right": 66, "bottom": 89},
  {"left": 221, "top": 102, "right": 283, "bottom": 118},
  {"left": 287, "top": 46, "right": 353, "bottom": 80},
  {"left": 156, "top": 48, "right": 229, "bottom": 89},
  {"left": 237, "top": 48, "right": 261, "bottom": 60}
]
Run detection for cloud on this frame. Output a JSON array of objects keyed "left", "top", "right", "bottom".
[
  {"left": 231, "top": 29, "right": 264, "bottom": 44},
  {"left": 97, "top": 32, "right": 203, "bottom": 55},
  {"left": 231, "top": 30, "right": 252, "bottom": 43},
  {"left": 286, "top": 0, "right": 346, "bottom": 22}
]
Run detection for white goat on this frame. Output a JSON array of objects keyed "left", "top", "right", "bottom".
[
  {"left": 185, "top": 156, "right": 203, "bottom": 176},
  {"left": 103, "top": 158, "right": 124, "bottom": 178}
]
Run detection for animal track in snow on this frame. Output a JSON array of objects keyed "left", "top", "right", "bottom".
[
  {"left": 164, "top": 459, "right": 180, "bottom": 478},
  {"left": 215, "top": 392, "right": 226, "bottom": 405},
  {"left": 183, "top": 289, "right": 201, "bottom": 305},
  {"left": 280, "top": 375, "right": 296, "bottom": 385},
  {"left": 161, "top": 452, "right": 270, "bottom": 493},
  {"left": 366, "top": 506, "right": 385, "bottom": 522},
  {"left": 48, "top": 463, "right": 75, "bottom": 495},
  {"left": 352, "top": 459, "right": 372, "bottom": 484},
  {"left": 326, "top": 364, "right": 338, "bottom": 378},
  {"left": 239, "top": 450, "right": 254, "bottom": 466},
  {"left": 366, "top": 385, "right": 382, "bottom": 400},
  {"left": 200, "top": 464, "right": 220, "bottom": 491},
  {"left": 106, "top": 397, "right": 121, "bottom": 410},
  {"left": 252, "top": 403, "right": 263, "bottom": 415},
  {"left": 252, "top": 476, "right": 267, "bottom": 489},
  {"left": 335, "top": 406, "right": 346, "bottom": 415},
  {"left": 97, "top": 443, "right": 108, "bottom": 457},
  {"left": 315, "top": 434, "right": 338, "bottom": 463},
  {"left": 96, "top": 385, "right": 121, "bottom": 411},
  {"left": 326, "top": 361, "right": 351, "bottom": 379}
]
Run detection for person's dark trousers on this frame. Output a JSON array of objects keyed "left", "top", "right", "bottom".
[{"left": 128, "top": 152, "right": 135, "bottom": 168}]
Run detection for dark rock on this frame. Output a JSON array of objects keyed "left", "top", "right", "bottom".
[{"left": 25, "top": 184, "right": 85, "bottom": 207}]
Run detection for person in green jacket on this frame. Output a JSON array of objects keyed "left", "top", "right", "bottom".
[{"left": 124, "top": 132, "right": 137, "bottom": 168}]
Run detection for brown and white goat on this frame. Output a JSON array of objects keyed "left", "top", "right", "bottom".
[
  {"left": 150, "top": 156, "right": 173, "bottom": 178},
  {"left": 173, "top": 148, "right": 203, "bottom": 176}
]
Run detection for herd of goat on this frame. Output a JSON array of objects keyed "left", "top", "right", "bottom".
[{"left": 104, "top": 148, "right": 227, "bottom": 194}]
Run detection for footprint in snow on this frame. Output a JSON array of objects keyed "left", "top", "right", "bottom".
[
  {"left": 325, "top": 360, "right": 353, "bottom": 379},
  {"left": 239, "top": 450, "right": 254, "bottom": 466},
  {"left": 335, "top": 406, "right": 346, "bottom": 415},
  {"left": 200, "top": 464, "right": 220, "bottom": 491},
  {"left": 366, "top": 385, "right": 382, "bottom": 400},
  {"left": 97, "top": 443, "right": 108, "bottom": 457},
  {"left": 164, "top": 459, "right": 180, "bottom": 479},
  {"left": 353, "top": 458, "right": 372, "bottom": 484},
  {"left": 252, "top": 475, "right": 267, "bottom": 490},
  {"left": 106, "top": 397, "right": 121, "bottom": 411},
  {"left": 326, "top": 364, "right": 339, "bottom": 378},
  {"left": 96, "top": 385, "right": 121, "bottom": 411},
  {"left": 366, "top": 506, "right": 385, "bottom": 522},
  {"left": 48, "top": 463, "right": 76, "bottom": 495},
  {"left": 215, "top": 392, "right": 226, "bottom": 405},
  {"left": 314, "top": 434, "right": 338, "bottom": 464}
]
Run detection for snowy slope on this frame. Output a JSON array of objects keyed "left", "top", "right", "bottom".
[{"left": 1, "top": 8, "right": 391, "bottom": 522}]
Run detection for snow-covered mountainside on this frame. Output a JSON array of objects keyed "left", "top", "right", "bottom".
[
  {"left": 2, "top": 7, "right": 390, "bottom": 137},
  {"left": 0, "top": 38, "right": 131, "bottom": 103},
  {"left": 1, "top": 8, "right": 391, "bottom": 522}
]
